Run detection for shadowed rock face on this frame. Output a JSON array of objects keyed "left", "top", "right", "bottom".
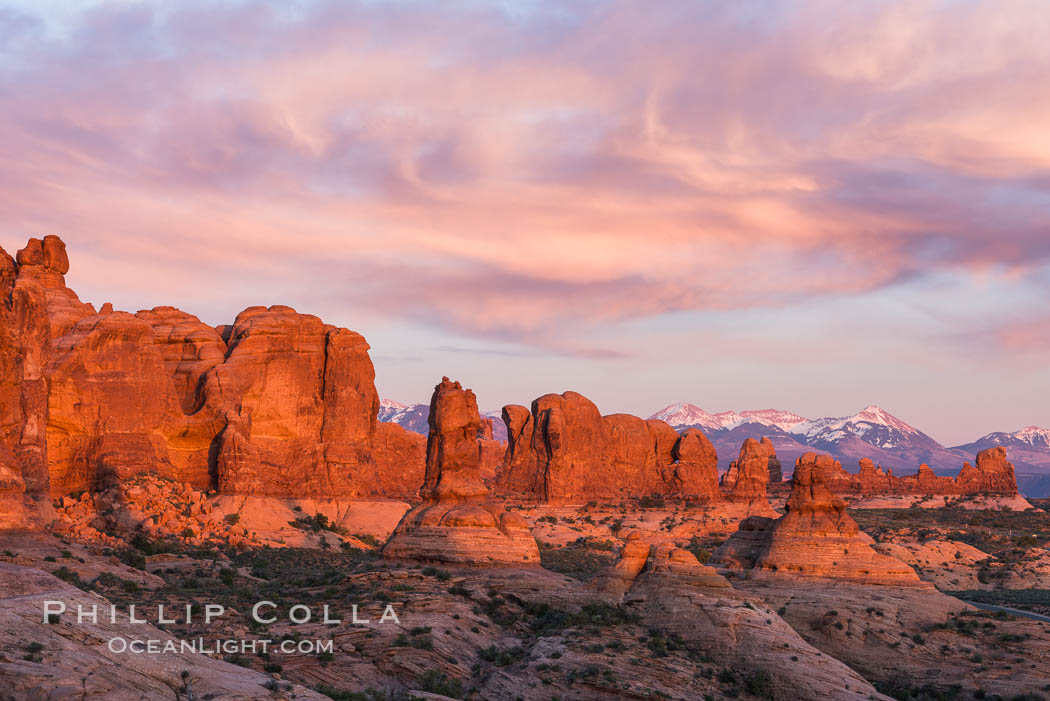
[
  {"left": 1, "top": 236, "right": 427, "bottom": 504},
  {"left": 717, "top": 452, "right": 921, "bottom": 585},
  {"left": 497, "top": 391, "right": 720, "bottom": 503},
  {"left": 383, "top": 378, "right": 540, "bottom": 565}
]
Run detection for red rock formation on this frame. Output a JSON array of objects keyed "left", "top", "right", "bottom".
[
  {"left": 46, "top": 312, "right": 201, "bottom": 493},
  {"left": 134, "top": 306, "right": 226, "bottom": 413},
  {"left": 959, "top": 447, "right": 1018, "bottom": 494},
  {"left": 0, "top": 465, "right": 26, "bottom": 530},
  {"left": 371, "top": 422, "right": 427, "bottom": 499},
  {"left": 718, "top": 452, "right": 921, "bottom": 585},
  {"left": 669, "top": 428, "right": 721, "bottom": 501},
  {"left": 496, "top": 391, "right": 719, "bottom": 503},
  {"left": 478, "top": 438, "right": 505, "bottom": 482},
  {"left": 14, "top": 236, "right": 94, "bottom": 337},
  {"left": 0, "top": 236, "right": 430, "bottom": 502},
  {"left": 208, "top": 306, "right": 385, "bottom": 497},
  {"left": 805, "top": 448, "right": 1019, "bottom": 498},
  {"left": 383, "top": 378, "right": 539, "bottom": 564},
  {"left": 722, "top": 437, "right": 775, "bottom": 502},
  {"left": 0, "top": 243, "right": 53, "bottom": 526}
]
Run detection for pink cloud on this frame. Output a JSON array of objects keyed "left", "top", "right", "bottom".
[{"left": 0, "top": 0, "right": 1047, "bottom": 353}]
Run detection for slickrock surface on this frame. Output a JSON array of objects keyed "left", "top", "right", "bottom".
[
  {"left": 497, "top": 391, "right": 720, "bottom": 503},
  {"left": 874, "top": 540, "right": 992, "bottom": 589},
  {"left": 733, "top": 576, "right": 1050, "bottom": 700},
  {"left": 592, "top": 534, "right": 890, "bottom": 700},
  {"left": 816, "top": 448, "right": 1020, "bottom": 497},
  {"left": 384, "top": 378, "right": 540, "bottom": 565},
  {"left": 0, "top": 562, "right": 326, "bottom": 700},
  {"left": 718, "top": 452, "right": 922, "bottom": 584}
]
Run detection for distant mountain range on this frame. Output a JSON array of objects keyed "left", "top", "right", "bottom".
[
  {"left": 379, "top": 399, "right": 507, "bottom": 442},
  {"left": 379, "top": 399, "right": 1049, "bottom": 496},
  {"left": 650, "top": 403, "right": 1050, "bottom": 497}
]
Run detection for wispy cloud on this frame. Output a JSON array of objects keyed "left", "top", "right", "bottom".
[{"left": 0, "top": 0, "right": 1048, "bottom": 358}]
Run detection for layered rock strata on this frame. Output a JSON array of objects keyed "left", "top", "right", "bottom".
[
  {"left": 383, "top": 378, "right": 540, "bottom": 565},
  {"left": 594, "top": 533, "right": 888, "bottom": 700}
]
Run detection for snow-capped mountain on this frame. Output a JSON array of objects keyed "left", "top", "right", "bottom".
[
  {"left": 739, "top": 409, "right": 810, "bottom": 432},
  {"left": 648, "top": 403, "right": 806, "bottom": 433},
  {"left": 650, "top": 402, "right": 1050, "bottom": 495},
  {"left": 796, "top": 405, "right": 934, "bottom": 451},
  {"left": 651, "top": 403, "right": 952, "bottom": 477},
  {"left": 964, "top": 426, "right": 1050, "bottom": 451},
  {"left": 377, "top": 399, "right": 507, "bottom": 442},
  {"left": 652, "top": 403, "right": 933, "bottom": 449},
  {"left": 377, "top": 399, "right": 430, "bottom": 435}
]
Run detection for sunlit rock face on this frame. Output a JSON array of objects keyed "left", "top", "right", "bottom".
[
  {"left": 0, "top": 242, "right": 53, "bottom": 527},
  {"left": 383, "top": 377, "right": 540, "bottom": 565},
  {"left": 0, "top": 236, "right": 430, "bottom": 503},
  {"left": 497, "top": 391, "right": 720, "bottom": 503}
]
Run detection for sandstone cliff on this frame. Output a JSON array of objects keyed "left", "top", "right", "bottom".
[
  {"left": 0, "top": 240, "right": 53, "bottom": 528},
  {"left": 3, "top": 236, "right": 427, "bottom": 504}
]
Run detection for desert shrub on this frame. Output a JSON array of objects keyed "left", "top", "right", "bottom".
[
  {"left": 638, "top": 495, "right": 666, "bottom": 509},
  {"left": 415, "top": 670, "right": 464, "bottom": 699},
  {"left": 478, "top": 645, "right": 526, "bottom": 666}
]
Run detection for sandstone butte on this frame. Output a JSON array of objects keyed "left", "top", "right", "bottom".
[
  {"left": 716, "top": 452, "right": 923, "bottom": 585},
  {"left": 382, "top": 377, "right": 540, "bottom": 565},
  {"left": 810, "top": 448, "right": 1019, "bottom": 497},
  {"left": 496, "top": 391, "right": 721, "bottom": 503}
]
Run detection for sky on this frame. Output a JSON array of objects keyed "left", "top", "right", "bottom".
[{"left": 0, "top": 0, "right": 1047, "bottom": 446}]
